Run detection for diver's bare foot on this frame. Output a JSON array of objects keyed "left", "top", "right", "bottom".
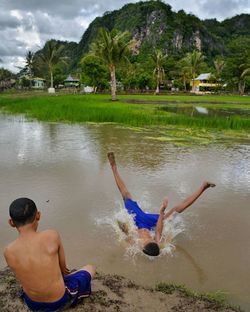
[
  {"left": 107, "top": 152, "right": 116, "bottom": 167},
  {"left": 203, "top": 181, "right": 216, "bottom": 190}
]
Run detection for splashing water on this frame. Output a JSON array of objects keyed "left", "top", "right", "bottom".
[{"left": 96, "top": 201, "right": 185, "bottom": 259}]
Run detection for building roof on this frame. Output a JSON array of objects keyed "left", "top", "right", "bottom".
[
  {"left": 194, "top": 73, "right": 211, "bottom": 80},
  {"left": 64, "top": 75, "right": 79, "bottom": 82},
  {"left": 33, "top": 77, "right": 46, "bottom": 81}
]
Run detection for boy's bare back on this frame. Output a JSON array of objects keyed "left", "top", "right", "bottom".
[{"left": 4, "top": 229, "right": 66, "bottom": 302}]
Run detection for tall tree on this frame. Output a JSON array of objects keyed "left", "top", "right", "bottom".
[
  {"left": 37, "top": 40, "right": 65, "bottom": 89},
  {"left": 151, "top": 49, "right": 166, "bottom": 94},
  {"left": 25, "top": 51, "right": 35, "bottom": 88},
  {"left": 182, "top": 50, "right": 205, "bottom": 92},
  {"left": 80, "top": 54, "right": 108, "bottom": 92},
  {"left": 223, "top": 36, "right": 250, "bottom": 94},
  {"left": 214, "top": 58, "right": 225, "bottom": 81},
  {"left": 239, "top": 62, "right": 250, "bottom": 94},
  {"left": 91, "top": 28, "right": 133, "bottom": 101},
  {"left": 176, "top": 59, "right": 191, "bottom": 91}
]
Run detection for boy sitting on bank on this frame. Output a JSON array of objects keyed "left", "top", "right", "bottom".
[{"left": 4, "top": 198, "right": 95, "bottom": 311}]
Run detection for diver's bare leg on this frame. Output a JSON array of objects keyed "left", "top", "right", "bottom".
[
  {"left": 170, "top": 181, "right": 215, "bottom": 214},
  {"left": 163, "top": 182, "right": 216, "bottom": 219},
  {"left": 108, "top": 152, "right": 132, "bottom": 200}
]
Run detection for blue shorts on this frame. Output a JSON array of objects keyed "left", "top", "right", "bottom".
[
  {"left": 124, "top": 198, "right": 159, "bottom": 230},
  {"left": 22, "top": 270, "right": 91, "bottom": 311}
]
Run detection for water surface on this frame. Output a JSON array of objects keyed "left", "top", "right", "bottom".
[
  {"left": 0, "top": 115, "right": 249, "bottom": 310},
  {"left": 160, "top": 105, "right": 250, "bottom": 117}
]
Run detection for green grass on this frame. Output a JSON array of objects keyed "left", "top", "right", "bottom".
[
  {"left": 156, "top": 283, "right": 244, "bottom": 312},
  {"left": 0, "top": 93, "right": 249, "bottom": 131}
]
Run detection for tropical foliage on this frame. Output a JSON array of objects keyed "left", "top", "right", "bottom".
[
  {"left": 151, "top": 50, "right": 166, "bottom": 94},
  {"left": 25, "top": 51, "right": 35, "bottom": 86},
  {"left": 91, "top": 28, "right": 134, "bottom": 100},
  {"left": 80, "top": 54, "right": 108, "bottom": 91},
  {"left": 37, "top": 40, "right": 65, "bottom": 89},
  {"left": 2, "top": 1, "right": 250, "bottom": 94},
  {"left": 181, "top": 51, "right": 205, "bottom": 92}
]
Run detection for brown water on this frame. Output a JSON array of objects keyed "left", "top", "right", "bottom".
[{"left": 0, "top": 115, "right": 249, "bottom": 310}]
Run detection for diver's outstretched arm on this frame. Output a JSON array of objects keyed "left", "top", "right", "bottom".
[{"left": 108, "top": 152, "right": 132, "bottom": 200}]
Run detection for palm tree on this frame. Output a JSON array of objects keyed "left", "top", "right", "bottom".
[
  {"left": 37, "top": 40, "right": 65, "bottom": 90},
  {"left": 91, "top": 28, "right": 133, "bottom": 101},
  {"left": 151, "top": 49, "right": 166, "bottom": 94},
  {"left": 177, "top": 59, "right": 191, "bottom": 91},
  {"left": 239, "top": 63, "right": 250, "bottom": 95},
  {"left": 213, "top": 58, "right": 225, "bottom": 91},
  {"left": 214, "top": 58, "right": 225, "bottom": 81},
  {"left": 180, "top": 67, "right": 190, "bottom": 92},
  {"left": 182, "top": 50, "right": 205, "bottom": 92},
  {"left": 25, "top": 51, "right": 35, "bottom": 87}
]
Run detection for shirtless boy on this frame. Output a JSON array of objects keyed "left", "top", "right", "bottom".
[
  {"left": 108, "top": 152, "right": 215, "bottom": 257},
  {"left": 4, "top": 198, "right": 95, "bottom": 311}
]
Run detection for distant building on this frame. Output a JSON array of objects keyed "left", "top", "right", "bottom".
[
  {"left": 32, "top": 77, "right": 46, "bottom": 89},
  {"left": 64, "top": 75, "right": 80, "bottom": 88},
  {"left": 191, "top": 73, "right": 219, "bottom": 92},
  {"left": 17, "top": 74, "right": 46, "bottom": 89}
]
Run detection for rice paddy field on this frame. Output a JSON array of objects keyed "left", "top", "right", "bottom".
[{"left": 0, "top": 92, "right": 249, "bottom": 143}]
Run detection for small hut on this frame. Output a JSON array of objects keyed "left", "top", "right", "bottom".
[
  {"left": 32, "top": 77, "right": 46, "bottom": 89},
  {"left": 64, "top": 75, "right": 80, "bottom": 88},
  {"left": 191, "top": 73, "right": 218, "bottom": 92}
]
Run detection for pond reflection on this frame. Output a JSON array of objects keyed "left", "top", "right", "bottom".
[{"left": 159, "top": 105, "right": 250, "bottom": 117}]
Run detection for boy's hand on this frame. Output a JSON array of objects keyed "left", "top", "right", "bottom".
[
  {"left": 160, "top": 197, "right": 168, "bottom": 215},
  {"left": 63, "top": 267, "right": 71, "bottom": 276}
]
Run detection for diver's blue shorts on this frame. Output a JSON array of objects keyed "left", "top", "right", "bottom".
[
  {"left": 22, "top": 270, "right": 91, "bottom": 311},
  {"left": 124, "top": 198, "right": 159, "bottom": 230}
]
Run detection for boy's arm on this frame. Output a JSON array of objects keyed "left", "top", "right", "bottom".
[
  {"left": 155, "top": 198, "right": 169, "bottom": 243},
  {"left": 3, "top": 247, "right": 11, "bottom": 267},
  {"left": 57, "top": 233, "right": 70, "bottom": 276},
  {"left": 155, "top": 212, "right": 165, "bottom": 243}
]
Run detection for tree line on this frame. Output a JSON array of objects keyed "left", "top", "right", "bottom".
[{"left": 1, "top": 28, "right": 250, "bottom": 99}]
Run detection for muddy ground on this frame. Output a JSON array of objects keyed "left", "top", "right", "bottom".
[{"left": 0, "top": 268, "right": 242, "bottom": 312}]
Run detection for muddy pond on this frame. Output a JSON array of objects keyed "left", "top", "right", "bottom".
[{"left": 0, "top": 115, "right": 249, "bottom": 310}]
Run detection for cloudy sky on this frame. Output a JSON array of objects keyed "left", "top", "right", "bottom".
[{"left": 1, "top": 0, "right": 250, "bottom": 72}]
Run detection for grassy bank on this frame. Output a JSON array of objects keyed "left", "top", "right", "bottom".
[
  {"left": 0, "top": 268, "right": 244, "bottom": 312},
  {"left": 156, "top": 283, "right": 244, "bottom": 312},
  {"left": 0, "top": 93, "right": 249, "bottom": 131}
]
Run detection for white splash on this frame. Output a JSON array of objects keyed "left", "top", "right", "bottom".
[{"left": 96, "top": 201, "right": 185, "bottom": 259}]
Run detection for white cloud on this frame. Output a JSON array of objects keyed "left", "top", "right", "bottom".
[
  {"left": 167, "top": 0, "right": 250, "bottom": 20},
  {"left": 1, "top": 56, "right": 26, "bottom": 72},
  {"left": 10, "top": 10, "right": 23, "bottom": 21}
]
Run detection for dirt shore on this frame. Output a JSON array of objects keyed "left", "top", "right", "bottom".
[{"left": 0, "top": 268, "right": 242, "bottom": 312}]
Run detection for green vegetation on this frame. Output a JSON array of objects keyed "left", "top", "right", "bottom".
[
  {"left": 91, "top": 28, "right": 134, "bottom": 100},
  {"left": 0, "top": 94, "right": 249, "bottom": 134},
  {"left": 37, "top": 41, "right": 66, "bottom": 89},
  {"left": 182, "top": 51, "right": 206, "bottom": 92},
  {"left": 151, "top": 49, "right": 166, "bottom": 94},
  {"left": 24, "top": 51, "right": 35, "bottom": 88},
  {"left": 80, "top": 55, "right": 109, "bottom": 91},
  {"left": 1, "top": 1, "right": 250, "bottom": 97},
  {"left": 156, "top": 283, "right": 244, "bottom": 312}
]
